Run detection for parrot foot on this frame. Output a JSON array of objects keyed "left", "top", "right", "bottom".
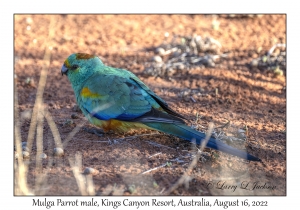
[{"left": 83, "top": 127, "right": 105, "bottom": 137}]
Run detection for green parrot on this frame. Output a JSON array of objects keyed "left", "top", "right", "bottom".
[{"left": 61, "top": 53, "right": 260, "bottom": 161}]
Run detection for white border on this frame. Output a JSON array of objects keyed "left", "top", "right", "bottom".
[{"left": 2, "top": 0, "right": 295, "bottom": 209}]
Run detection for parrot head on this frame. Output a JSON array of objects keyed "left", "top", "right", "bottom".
[{"left": 61, "top": 53, "right": 103, "bottom": 87}]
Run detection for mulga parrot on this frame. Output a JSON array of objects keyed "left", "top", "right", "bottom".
[{"left": 61, "top": 53, "right": 260, "bottom": 161}]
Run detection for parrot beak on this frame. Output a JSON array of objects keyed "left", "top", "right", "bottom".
[{"left": 61, "top": 64, "right": 69, "bottom": 76}]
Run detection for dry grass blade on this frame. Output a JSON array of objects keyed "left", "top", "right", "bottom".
[
  {"left": 26, "top": 101, "right": 38, "bottom": 155},
  {"left": 26, "top": 105, "right": 65, "bottom": 195},
  {"left": 44, "top": 108, "right": 63, "bottom": 148},
  {"left": 35, "top": 105, "right": 44, "bottom": 173},
  {"left": 14, "top": 16, "right": 56, "bottom": 195},
  {"left": 148, "top": 152, "right": 162, "bottom": 158},
  {"left": 141, "top": 163, "right": 168, "bottom": 174},
  {"left": 163, "top": 122, "right": 214, "bottom": 195},
  {"left": 68, "top": 152, "right": 87, "bottom": 195},
  {"left": 86, "top": 175, "right": 96, "bottom": 196},
  {"left": 14, "top": 70, "right": 31, "bottom": 195},
  {"left": 14, "top": 160, "right": 31, "bottom": 195},
  {"left": 14, "top": 84, "right": 23, "bottom": 161},
  {"left": 62, "top": 120, "right": 87, "bottom": 148},
  {"left": 68, "top": 152, "right": 95, "bottom": 196},
  {"left": 215, "top": 118, "right": 230, "bottom": 129},
  {"left": 26, "top": 47, "right": 52, "bottom": 154}
]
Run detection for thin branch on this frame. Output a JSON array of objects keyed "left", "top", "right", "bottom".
[
  {"left": 141, "top": 163, "right": 168, "bottom": 175},
  {"left": 148, "top": 152, "right": 162, "bottom": 159}
]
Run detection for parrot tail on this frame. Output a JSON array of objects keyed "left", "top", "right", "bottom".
[{"left": 144, "top": 122, "right": 260, "bottom": 161}]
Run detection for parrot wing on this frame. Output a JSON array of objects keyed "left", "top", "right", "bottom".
[
  {"left": 79, "top": 72, "right": 185, "bottom": 124},
  {"left": 129, "top": 76, "right": 187, "bottom": 120}
]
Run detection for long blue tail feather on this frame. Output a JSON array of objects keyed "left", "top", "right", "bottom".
[{"left": 144, "top": 122, "right": 260, "bottom": 161}]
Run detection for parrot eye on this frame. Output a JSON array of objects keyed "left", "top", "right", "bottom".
[{"left": 70, "top": 64, "right": 79, "bottom": 70}]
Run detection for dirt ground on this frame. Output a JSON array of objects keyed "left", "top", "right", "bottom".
[{"left": 14, "top": 14, "right": 286, "bottom": 196}]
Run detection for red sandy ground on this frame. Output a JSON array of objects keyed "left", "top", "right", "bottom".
[{"left": 14, "top": 14, "right": 286, "bottom": 195}]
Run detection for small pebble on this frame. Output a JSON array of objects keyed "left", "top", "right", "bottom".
[
  {"left": 26, "top": 17, "right": 33, "bottom": 24},
  {"left": 83, "top": 167, "right": 99, "bottom": 175},
  {"left": 63, "top": 119, "right": 74, "bottom": 126},
  {"left": 262, "top": 56, "right": 268, "bottom": 63},
  {"left": 21, "top": 110, "right": 32, "bottom": 120},
  {"left": 183, "top": 95, "right": 190, "bottom": 102},
  {"left": 212, "top": 19, "right": 220, "bottom": 30},
  {"left": 71, "top": 113, "right": 79, "bottom": 119},
  {"left": 167, "top": 68, "right": 176, "bottom": 76},
  {"left": 48, "top": 102, "right": 55, "bottom": 107},
  {"left": 152, "top": 55, "right": 163, "bottom": 63},
  {"left": 22, "top": 146, "right": 29, "bottom": 152},
  {"left": 189, "top": 40, "right": 197, "bottom": 48},
  {"left": 176, "top": 63, "right": 185, "bottom": 70},
  {"left": 182, "top": 89, "right": 190, "bottom": 97},
  {"left": 53, "top": 148, "right": 64, "bottom": 157},
  {"left": 237, "top": 129, "right": 246, "bottom": 139},
  {"left": 250, "top": 59, "right": 259, "bottom": 67},
  {"left": 22, "top": 151, "right": 30, "bottom": 159},
  {"left": 143, "top": 33, "right": 226, "bottom": 77},
  {"left": 40, "top": 153, "right": 47, "bottom": 159},
  {"left": 72, "top": 104, "right": 81, "bottom": 112},
  {"left": 143, "top": 67, "right": 154, "bottom": 76},
  {"left": 274, "top": 67, "right": 283, "bottom": 76},
  {"left": 25, "top": 77, "right": 35, "bottom": 87},
  {"left": 171, "top": 51, "right": 181, "bottom": 57},
  {"left": 155, "top": 47, "right": 165, "bottom": 56},
  {"left": 207, "top": 58, "right": 215, "bottom": 67}
]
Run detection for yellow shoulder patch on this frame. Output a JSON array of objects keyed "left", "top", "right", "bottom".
[{"left": 81, "top": 87, "right": 101, "bottom": 98}]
